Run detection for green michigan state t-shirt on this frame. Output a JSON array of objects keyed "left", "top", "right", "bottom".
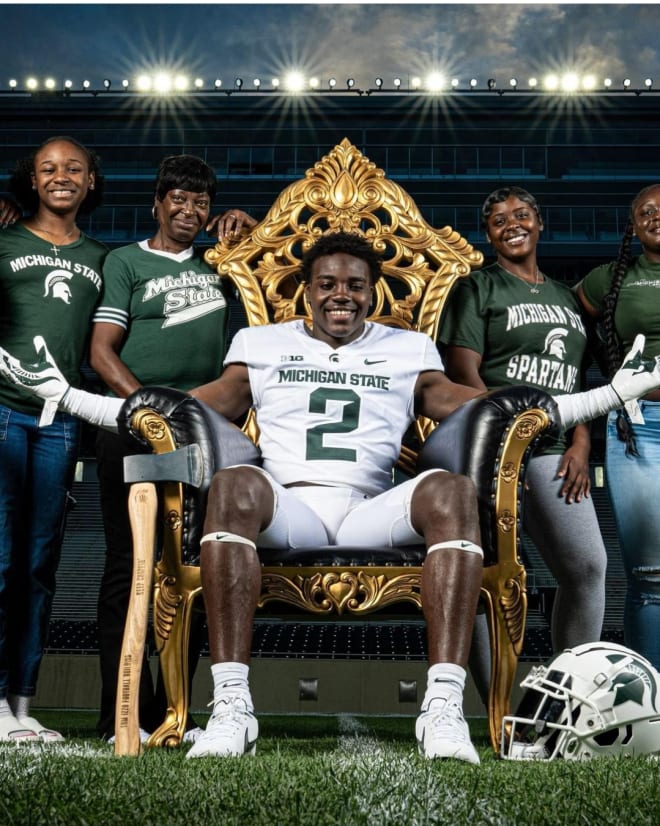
[
  {"left": 92, "top": 241, "right": 230, "bottom": 392},
  {"left": 439, "top": 263, "right": 590, "bottom": 453},
  {"left": 579, "top": 254, "right": 660, "bottom": 359},
  {"left": 0, "top": 223, "right": 107, "bottom": 414}
]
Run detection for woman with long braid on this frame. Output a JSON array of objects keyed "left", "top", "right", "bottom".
[{"left": 577, "top": 183, "right": 660, "bottom": 670}]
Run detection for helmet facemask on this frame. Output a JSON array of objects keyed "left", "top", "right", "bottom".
[{"left": 502, "top": 643, "right": 660, "bottom": 760}]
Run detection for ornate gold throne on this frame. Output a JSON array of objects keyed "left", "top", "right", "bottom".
[{"left": 116, "top": 139, "right": 559, "bottom": 754}]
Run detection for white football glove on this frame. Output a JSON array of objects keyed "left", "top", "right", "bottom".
[
  {"left": 555, "top": 333, "right": 660, "bottom": 429},
  {"left": 0, "top": 335, "right": 70, "bottom": 426},
  {"left": 611, "top": 334, "right": 660, "bottom": 403}
]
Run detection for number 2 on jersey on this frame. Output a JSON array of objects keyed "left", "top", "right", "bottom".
[{"left": 306, "top": 387, "right": 360, "bottom": 461}]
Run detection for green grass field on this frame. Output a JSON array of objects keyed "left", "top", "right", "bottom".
[{"left": 2, "top": 711, "right": 659, "bottom": 826}]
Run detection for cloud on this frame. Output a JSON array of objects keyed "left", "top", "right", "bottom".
[{"left": 2, "top": 3, "right": 659, "bottom": 88}]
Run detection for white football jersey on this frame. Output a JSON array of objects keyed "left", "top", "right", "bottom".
[{"left": 224, "top": 320, "right": 444, "bottom": 496}]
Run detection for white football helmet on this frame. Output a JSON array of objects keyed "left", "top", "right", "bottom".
[{"left": 502, "top": 642, "right": 660, "bottom": 760}]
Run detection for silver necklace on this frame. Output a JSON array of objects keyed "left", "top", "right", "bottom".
[
  {"left": 32, "top": 217, "right": 78, "bottom": 255},
  {"left": 503, "top": 265, "right": 542, "bottom": 295}
]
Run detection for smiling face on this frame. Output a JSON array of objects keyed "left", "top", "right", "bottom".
[
  {"left": 305, "top": 253, "right": 373, "bottom": 348},
  {"left": 485, "top": 195, "right": 543, "bottom": 264},
  {"left": 632, "top": 185, "right": 660, "bottom": 258},
  {"left": 155, "top": 189, "right": 211, "bottom": 249},
  {"left": 31, "top": 139, "right": 94, "bottom": 216}
]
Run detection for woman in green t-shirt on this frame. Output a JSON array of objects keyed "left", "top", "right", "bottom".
[
  {"left": 0, "top": 137, "right": 107, "bottom": 742},
  {"left": 88, "top": 154, "right": 256, "bottom": 745},
  {"left": 439, "top": 186, "right": 607, "bottom": 705},
  {"left": 577, "top": 183, "right": 660, "bottom": 671}
]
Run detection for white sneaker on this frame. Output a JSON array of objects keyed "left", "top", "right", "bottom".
[
  {"left": 182, "top": 726, "right": 204, "bottom": 744},
  {"left": 107, "top": 727, "right": 149, "bottom": 745},
  {"left": 416, "top": 696, "right": 480, "bottom": 764},
  {"left": 0, "top": 713, "right": 40, "bottom": 743},
  {"left": 186, "top": 696, "right": 258, "bottom": 758},
  {"left": 16, "top": 715, "right": 64, "bottom": 743}
]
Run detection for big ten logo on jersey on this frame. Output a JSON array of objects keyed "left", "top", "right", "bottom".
[{"left": 281, "top": 354, "right": 304, "bottom": 361}]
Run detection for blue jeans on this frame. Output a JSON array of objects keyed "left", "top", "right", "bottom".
[
  {"left": 606, "top": 402, "right": 660, "bottom": 670},
  {"left": 0, "top": 404, "right": 79, "bottom": 698}
]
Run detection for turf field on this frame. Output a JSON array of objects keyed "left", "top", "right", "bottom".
[{"left": 1, "top": 711, "right": 658, "bottom": 825}]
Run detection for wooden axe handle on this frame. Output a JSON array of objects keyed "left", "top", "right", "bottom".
[{"left": 114, "top": 482, "right": 157, "bottom": 756}]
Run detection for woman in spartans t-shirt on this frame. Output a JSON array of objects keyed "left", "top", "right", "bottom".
[{"left": 439, "top": 186, "right": 607, "bottom": 708}]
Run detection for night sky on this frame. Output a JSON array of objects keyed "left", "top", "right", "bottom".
[{"left": 4, "top": 2, "right": 660, "bottom": 92}]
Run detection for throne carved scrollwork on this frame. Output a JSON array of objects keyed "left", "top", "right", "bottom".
[{"left": 259, "top": 569, "right": 422, "bottom": 615}]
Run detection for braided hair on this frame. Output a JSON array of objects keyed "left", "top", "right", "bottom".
[{"left": 602, "top": 184, "right": 660, "bottom": 456}]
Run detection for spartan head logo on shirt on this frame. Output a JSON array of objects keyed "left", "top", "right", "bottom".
[
  {"left": 542, "top": 327, "right": 569, "bottom": 360},
  {"left": 43, "top": 270, "right": 73, "bottom": 304}
]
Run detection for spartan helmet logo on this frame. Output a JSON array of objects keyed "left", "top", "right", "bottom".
[
  {"left": 43, "top": 270, "right": 73, "bottom": 304},
  {"left": 542, "top": 327, "right": 569, "bottom": 360},
  {"left": 606, "top": 652, "right": 659, "bottom": 710}
]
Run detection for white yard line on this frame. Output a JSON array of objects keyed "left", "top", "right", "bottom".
[
  {"left": 0, "top": 740, "right": 113, "bottom": 773},
  {"left": 336, "top": 713, "right": 387, "bottom": 756}
]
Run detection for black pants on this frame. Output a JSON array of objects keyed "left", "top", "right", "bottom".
[{"left": 95, "top": 429, "right": 203, "bottom": 739}]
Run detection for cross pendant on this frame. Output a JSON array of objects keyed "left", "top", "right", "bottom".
[{"left": 50, "top": 243, "right": 60, "bottom": 255}]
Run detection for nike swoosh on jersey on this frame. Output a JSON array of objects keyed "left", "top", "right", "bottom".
[{"left": 364, "top": 358, "right": 387, "bottom": 365}]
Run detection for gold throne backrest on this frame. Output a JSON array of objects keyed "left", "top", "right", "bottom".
[{"left": 205, "top": 138, "right": 484, "bottom": 456}]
